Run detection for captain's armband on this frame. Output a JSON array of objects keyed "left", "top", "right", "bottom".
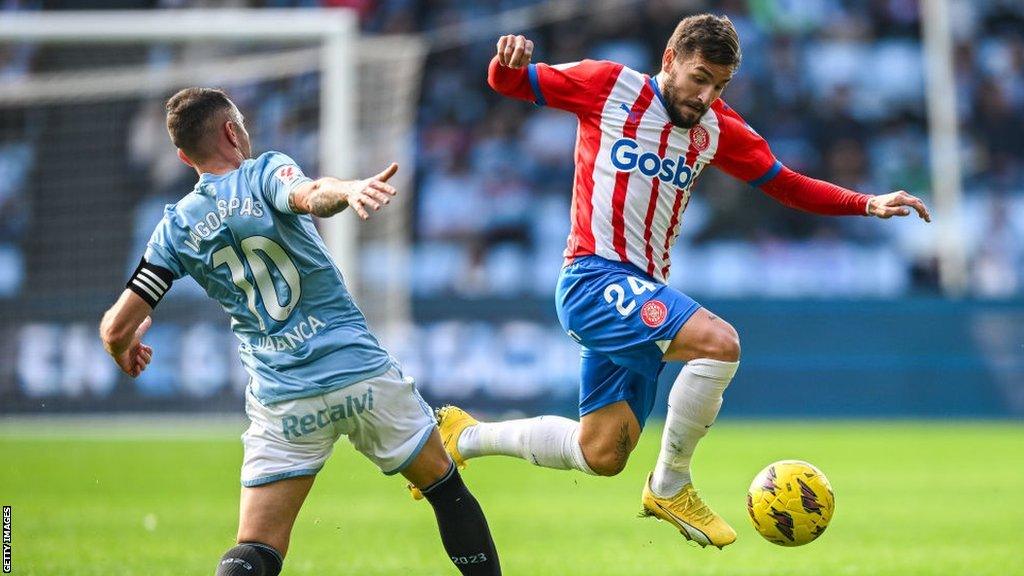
[{"left": 127, "top": 258, "right": 174, "bottom": 308}]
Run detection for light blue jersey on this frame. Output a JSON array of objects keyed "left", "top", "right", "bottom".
[{"left": 143, "top": 151, "right": 392, "bottom": 405}]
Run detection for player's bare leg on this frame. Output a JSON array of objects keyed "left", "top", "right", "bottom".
[
  {"left": 641, "top": 306, "right": 740, "bottom": 548},
  {"left": 401, "top": 429, "right": 453, "bottom": 487},
  {"left": 217, "top": 475, "right": 315, "bottom": 575},
  {"left": 236, "top": 475, "right": 315, "bottom": 555},
  {"left": 404, "top": 430, "right": 501, "bottom": 575},
  {"left": 578, "top": 400, "right": 642, "bottom": 476}
]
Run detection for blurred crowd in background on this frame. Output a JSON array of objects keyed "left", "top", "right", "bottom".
[
  {"left": 2, "top": 0, "right": 1023, "bottom": 301},
  {"left": 400, "top": 0, "right": 1024, "bottom": 299},
  {"left": 1, "top": 0, "right": 1023, "bottom": 411}
]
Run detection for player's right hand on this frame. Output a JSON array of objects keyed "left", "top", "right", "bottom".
[
  {"left": 115, "top": 316, "right": 153, "bottom": 378},
  {"left": 497, "top": 34, "right": 533, "bottom": 68}
]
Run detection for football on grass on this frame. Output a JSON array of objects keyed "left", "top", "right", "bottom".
[{"left": 747, "top": 460, "right": 835, "bottom": 546}]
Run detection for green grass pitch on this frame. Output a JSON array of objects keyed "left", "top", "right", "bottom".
[{"left": 2, "top": 419, "right": 1022, "bottom": 575}]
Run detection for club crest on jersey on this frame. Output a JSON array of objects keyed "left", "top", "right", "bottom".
[
  {"left": 690, "top": 125, "right": 710, "bottom": 152},
  {"left": 640, "top": 299, "right": 668, "bottom": 328},
  {"left": 610, "top": 137, "right": 693, "bottom": 189},
  {"left": 275, "top": 165, "right": 300, "bottom": 185}
]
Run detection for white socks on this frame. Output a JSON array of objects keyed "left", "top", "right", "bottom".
[
  {"left": 457, "top": 415, "right": 597, "bottom": 475},
  {"left": 651, "top": 358, "right": 739, "bottom": 498},
  {"left": 454, "top": 358, "right": 738, "bottom": 489}
]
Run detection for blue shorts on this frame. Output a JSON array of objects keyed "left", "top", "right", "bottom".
[{"left": 555, "top": 256, "right": 701, "bottom": 428}]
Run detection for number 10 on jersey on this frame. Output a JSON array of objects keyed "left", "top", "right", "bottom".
[{"left": 212, "top": 235, "right": 301, "bottom": 331}]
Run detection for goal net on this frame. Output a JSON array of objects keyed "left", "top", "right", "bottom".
[{"left": 0, "top": 9, "right": 423, "bottom": 407}]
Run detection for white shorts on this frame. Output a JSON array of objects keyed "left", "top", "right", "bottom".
[{"left": 240, "top": 365, "right": 436, "bottom": 487}]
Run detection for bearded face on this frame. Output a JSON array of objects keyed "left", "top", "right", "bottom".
[{"left": 659, "top": 52, "right": 734, "bottom": 129}]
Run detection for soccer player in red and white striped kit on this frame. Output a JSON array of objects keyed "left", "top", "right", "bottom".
[{"left": 427, "top": 14, "right": 930, "bottom": 548}]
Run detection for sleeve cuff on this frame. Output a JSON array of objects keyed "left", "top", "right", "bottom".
[
  {"left": 526, "top": 63, "right": 546, "bottom": 106},
  {"left": 277, "top": 177, "right": 312, "bottom": 214},
  {"left": 748, "top": 160, "right": 783, "bottom": 187}
]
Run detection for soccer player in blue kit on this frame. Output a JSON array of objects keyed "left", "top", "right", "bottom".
[{"left": 99, "top": 88, "right": 501, "bottom": 575}]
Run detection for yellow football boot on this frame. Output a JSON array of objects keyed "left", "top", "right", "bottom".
[
  {"left": 408, "top": 405, "right": 479, "bottom": 500},
  {"left": 640, "top": 473, "right": 737, "bottom": 549}
]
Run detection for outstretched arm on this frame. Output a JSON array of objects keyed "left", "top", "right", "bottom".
[
  {"left": 759, "top": 166, "right": 931, "bottom": 221},
  {"left": 711, "top": 102, "right": 931, "bottom": 222},
  {"left": 99, "top": 290, "right": 153, "bottom": 378},
  {"left": 288, "top": 163, "right": 399, "bottom": 220}
]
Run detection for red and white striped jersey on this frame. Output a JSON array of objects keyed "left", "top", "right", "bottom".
[{"left": 489, "top": 59, "right": 784, "bottom": 283}]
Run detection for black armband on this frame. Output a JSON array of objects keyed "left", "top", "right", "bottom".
[{"left": 127, "top": 258, "right": 173, "bottom": 308}]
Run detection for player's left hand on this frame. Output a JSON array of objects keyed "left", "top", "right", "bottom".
[
  {"left": 114, "top": 316, "right": 153, "bottom": 378},
  {"left": 347, "top": 163, "right": 399, "bottom": 220},
  {"left": 867, "top": 190, "right": 931, "bottom": 222}
]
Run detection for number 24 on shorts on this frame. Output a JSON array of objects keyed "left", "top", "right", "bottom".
[{"left": 604, "top": 276, "right": 656, "bottom": 317}]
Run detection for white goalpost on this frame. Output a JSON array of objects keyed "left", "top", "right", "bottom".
[
  {"left": 0, "top": 8, "right": 422, "bottom": 325},
  {"left": 920, "top": 0, "right": 968, "bottom": 296}
]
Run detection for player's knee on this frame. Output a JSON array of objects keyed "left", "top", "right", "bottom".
[
  {"left": 705, "top": 323, "right": 740, "bottom": 362},
  {"left": 216, "top": 542, "right": 283, "bottom": 576},
  {"left": 404, "top": 432, "right": 454, "bottom": 490},
  {"left": 582, "top": 444, "right": 629, "bottom": 477}
]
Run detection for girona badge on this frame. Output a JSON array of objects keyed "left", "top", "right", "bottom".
[
  {"left": 689, "top": 125, "right": 710, "bottom": 152},
  {"left": 275, "top": 165, "right": 299, "bottom": 185},
  {"left": 640, "top": 299, "right": 668, "bottom": 328}
]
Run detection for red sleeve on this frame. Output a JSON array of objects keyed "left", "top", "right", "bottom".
[
  {"left": 710, "top": 100, "right": 781, "bottom": 184},
  {"left": 760, "top": 167, "right": 871, "bottom": 216},
  {"left": 487, "top": 56, "right": 534, "bottom": 101},
  {"left": 487, "top": 56, "right": 622, "bottom": 115},
  {"left": 711, "top": 100, "right": 870, "bottom": 216}
]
